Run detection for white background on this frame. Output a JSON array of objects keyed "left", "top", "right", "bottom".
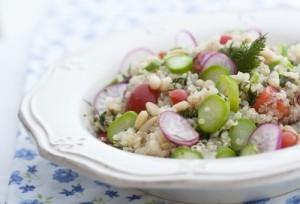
[{"left": 0, "top": 0, "right": 46, "bottom": 201}]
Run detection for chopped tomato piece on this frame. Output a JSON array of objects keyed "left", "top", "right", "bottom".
[
  {"left": 281, "top": 131, "right": 298, "bottom": 148},
  {"left": 276, "top": 100, "right": 290, "bottom": 118},
  {"left": 253, "top": 86, "right": 289, "bottom": 118},
  {"left": 126, "top": 84, "right": 160, "bottom": 113},
  {"left": 169, "top": 89, "right": 188, "bottom": 104},
  {"left": 220, "top": 35, "right": 232, "bottom": 44},
  {"left": 253, "top": 86, "right": 276, "bottom": 111},
  {"left": 158, "top": 51, "right": 166, "bottom": 59}
]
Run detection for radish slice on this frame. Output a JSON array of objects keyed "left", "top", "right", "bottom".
[
  {"left": 202, "top": 52, "right": 237, "bottom": 74},
  {"left": 193, "top": 51, "right": 237, "bottom": 74},
  {"left": 93, "top": 83, "right": 128, "bottom": 114},
  {"left": 119, "top": 47, "right": 155, "bottom": 73},
  {"left": 249, "top": 123, "right": 282, "bottom": 152},
  {"left": 193, "top": 51, "right": 217, "bottom": 72},
  {"left": 159, "top": 111, "right": 199, "bottom": 146},
  {"left": 175, "top": 30, "right": 198, "bottom": 49}
]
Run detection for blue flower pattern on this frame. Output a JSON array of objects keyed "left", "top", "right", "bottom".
[
  {"left": 105, "top": 190, "right": 120, "bottom": 198},
  {"left": 6, "top": 0, "right": 300, "bottom": 203},
  {"left": 59, "top": 189, "right": 75, "bottom": 197},
  {"left": 19, "top": 185, "right": 36, "bottom": 193},
  {"left": 53, "top": 168, "right": 79, "bottom": 183},
  {"left": 286, "top": 195, "right": 300, "bottom": 204},
  {"left": 15, "top": 148, "right": 37, "bottom": 160},
  {"left": 9, "top": 171, "right": 23, "bottom": 185},
  {"left": 127, "top": 194, "right": 142, "bottom": 201},
  {"left": 27, "top": 165, "right": 38, "bottom": 174}
]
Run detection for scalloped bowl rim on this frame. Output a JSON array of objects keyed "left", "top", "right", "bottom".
[{"left": 19, "top": 9, "right": 300, "bottom": 189}]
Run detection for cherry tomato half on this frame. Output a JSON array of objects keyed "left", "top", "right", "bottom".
[
  {"left": 220, "top": 35, "right": 232, "bottom": 44},
  {"left": 281, "top": 131, "right": 298, "bottom": 148},
  {"left": 169, "top": 89, "right": 188, "bottom": 104},
  {"left": 126, "top": 84, "right": 160, "bottom": 113}
]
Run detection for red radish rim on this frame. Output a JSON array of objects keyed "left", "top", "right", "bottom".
[
  {"left": 119, "top": 47, "right": 155, "bottom": 72},
  {"left": 175, "top": 29, "right": 198, "bottom": 48},
  {"left": 159, "top": 111, "right": 199, "bottom": 146},
  {"left": 200, "top": 51, "right": 218, "bottom": 69},
  {"left": 193, "top": 51, "right": 217, "bottom": 72},
  {"left": 202, "top": 52, "right": 238, "bottom": 74},
  {"left": 93, "top": 83, "right": 128, "bottom": 114}
]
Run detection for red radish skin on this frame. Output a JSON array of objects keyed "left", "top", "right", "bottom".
[
  {"left": 159, "top": 111, "right": 199, "bottom": 146},
  {"left": 93, "top": 83, "right": 128, "bottom": 114},
  {"left": 249, "top": 123, "right": 282, "bottom": 152},
  {"left": 202, "top": 52, "right": 237, "bottom": 74},
  {"left": 193, "top": 51, "right": 217, "bottom": 72},
  {"left": 175, "top": 30, "right": 198, "bottom": 49},
  {"left": 193, "top": 51, "right": 237, "bottom": 74},
  {"left": 220, "top": 35, "right": 232, "bottom": 44},
  {"left": 119, "top": 47, "right": 155, "bottom": 72},
  {"left": 126, "top": 84, "right": 160, "bottom": 113},
  {"left": 169, "top": 89, "right": 188, "bottom": 104}
]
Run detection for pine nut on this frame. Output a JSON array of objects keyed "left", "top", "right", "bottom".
[
  {"left": 160, "top": 77, "right": 172, "bottom": 91},
  {"left": 172, "top": 101, "right": 190, "bottom": 112},
  {"left": 260, "top": 48, "right": 280, "bottom": 64},
  {"left": 135, "top": 111, "right": 149, "bottom": 129},
  {"left": 138, "top": 117, "right": 158, "bottom": 133},
  {"left": 195, "top": 79, "right": 204, "bottom": 87},
  {"left": 148, "top": 74, "right": 161, "bottom": 90},
  {"left": 146, "top": 102, "right": 159, "bottom": 116}
]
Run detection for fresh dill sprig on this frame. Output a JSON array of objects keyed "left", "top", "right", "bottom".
[{"left": 221, "top": 34, "right": 267, "bottom": 73}]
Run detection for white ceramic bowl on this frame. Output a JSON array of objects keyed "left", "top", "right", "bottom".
[{"left": 19, "top": 9, "right": 300, "bottom": 204}]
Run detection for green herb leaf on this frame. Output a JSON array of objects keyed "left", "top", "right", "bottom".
[
  {"left": 247, "top": 89, "right": 257, "bottom": 106},
  {"left": 99, "top": 111, "right": 106, "bottom": 127},
  {"left": 172, "top": 77, "right": 187, "bottom": 87},
  {"left": 279, "top": 75, "right": 293, "bottom": 87},
  {"left": 144, "top": 60, "right": 161, "bottom": 72},
  {"left": 279, "top": 43, "right": 288, "bottom": 57},
  {"left": 98, "top": 111, "right": 110, "bottom": 132},
  {"left": 195, "top": 126, "right": 210, "bottom": 140},
  {"left": 221, "top": 34, "right": 266, "bottom": 73},
  {"left": 180, "top": 109, "right": 198, "bottom": 118}
]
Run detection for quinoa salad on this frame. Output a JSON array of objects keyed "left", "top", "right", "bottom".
[{"left": 91, "top": 30, "right": 300, "bottom": 159}]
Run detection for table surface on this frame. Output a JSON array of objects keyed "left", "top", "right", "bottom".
[{"left": 0, "top": 0, "right": 46, "bottom": 202}]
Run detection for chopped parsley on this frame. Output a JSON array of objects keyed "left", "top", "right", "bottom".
[
  {"left": 99, "top": 111, "right": 109, "bottom": 131},
  {"left": 172, "top": 77, "right": 187, "bottom": 87},
  {"left": 180, "top": 109, "right": 198, "bottom": 118}
]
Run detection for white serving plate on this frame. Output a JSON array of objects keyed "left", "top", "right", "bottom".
[{"left": 19, "top": 9, "right": 300, "bottom": 204}]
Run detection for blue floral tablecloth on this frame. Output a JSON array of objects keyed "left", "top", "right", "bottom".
[{"left": 6, "top": 0, "right": 300, "bottom": 203}]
